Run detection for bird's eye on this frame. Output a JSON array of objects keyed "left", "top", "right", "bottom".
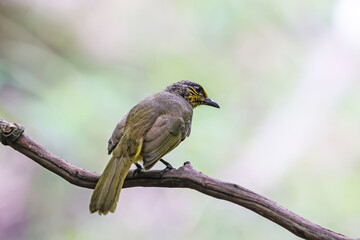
[{"left": 193, "top": 85, "right": 200, "bottom": 92}]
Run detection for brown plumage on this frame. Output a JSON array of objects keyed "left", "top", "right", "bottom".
[{"left": 89, "top": 80, "right": 219, "bottom": 215}]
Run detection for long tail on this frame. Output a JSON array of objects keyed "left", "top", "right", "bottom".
[{"left": 89, "top": 154, "right": 132, "bottom": 215}]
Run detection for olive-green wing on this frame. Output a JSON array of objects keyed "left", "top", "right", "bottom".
[
  {"left": 141, "top": 115, "right": 186, "bottom": 170},
  {"left": 107, "top": 113, "right": 128, "bottom": 154}
]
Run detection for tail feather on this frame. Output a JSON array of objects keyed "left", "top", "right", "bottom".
[{"left": 89, "top": 155, "right": 132, "bottom": 215}]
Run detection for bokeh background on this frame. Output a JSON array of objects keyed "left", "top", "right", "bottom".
[{"left": 1, "top": 0, "right": 360, "bottom": 239}]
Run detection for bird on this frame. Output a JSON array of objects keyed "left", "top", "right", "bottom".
[{"left": 89, "top": 80, "right": 220, "bottom": 215}]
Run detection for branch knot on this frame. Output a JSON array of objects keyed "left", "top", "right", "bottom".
[{"left": 0, "top": 119, "right": 25, "bottom": 145}]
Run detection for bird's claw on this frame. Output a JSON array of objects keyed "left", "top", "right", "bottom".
[
  {"left": 133, "top": 163, "right": 143, "bottom": 177},
  {"left": 160, "top": 159, "right": 174, "bottom": 177}
]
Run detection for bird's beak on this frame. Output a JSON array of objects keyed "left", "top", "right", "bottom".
[{"left": 203, "top": 97, "right": 220, "bottom": 108}]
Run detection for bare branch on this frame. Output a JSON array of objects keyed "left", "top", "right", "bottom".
[{"left": 0, "top": 118, "right": 357, "bottom": 240}]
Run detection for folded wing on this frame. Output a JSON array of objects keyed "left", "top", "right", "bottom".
[{"left": 141, "top": 115, "right": 187, "bottom": 170}]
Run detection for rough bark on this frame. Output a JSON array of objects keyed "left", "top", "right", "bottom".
[{"left": 0, "top": 118, "right": 358, "bottom": 240}]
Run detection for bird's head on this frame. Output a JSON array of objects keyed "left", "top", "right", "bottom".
[{"left": 165, "top": 80, "right": 220, "bottom": 109}]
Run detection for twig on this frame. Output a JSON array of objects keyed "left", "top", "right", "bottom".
[{"left": 0, "top": 118, "right": 357, "bottom": 240}]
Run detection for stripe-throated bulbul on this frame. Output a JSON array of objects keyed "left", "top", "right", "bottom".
[{"left": 89, "top": 80, "right": 219, "bottom": 214}]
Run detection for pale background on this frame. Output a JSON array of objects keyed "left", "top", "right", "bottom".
[{"left": 0, "top": 0, "right": 359, "bottom": 239}]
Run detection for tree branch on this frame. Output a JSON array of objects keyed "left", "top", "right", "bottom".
[{"left": 0, "top": 118, "right": 358, "bottom": 240}]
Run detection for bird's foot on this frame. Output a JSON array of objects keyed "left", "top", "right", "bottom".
[
  {"left": 133, "top": 163, "right": 143, "bottom": 177},
  {"left": 160, "top": 159, "right": 173, "bottom": 177},
  {"left": 160, "top": 159, "right": 173, "bottom": 170}
]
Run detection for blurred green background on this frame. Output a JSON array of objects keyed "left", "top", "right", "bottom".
[{"left": 1, "top": 0, "right": 360, "bottom": 239}]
